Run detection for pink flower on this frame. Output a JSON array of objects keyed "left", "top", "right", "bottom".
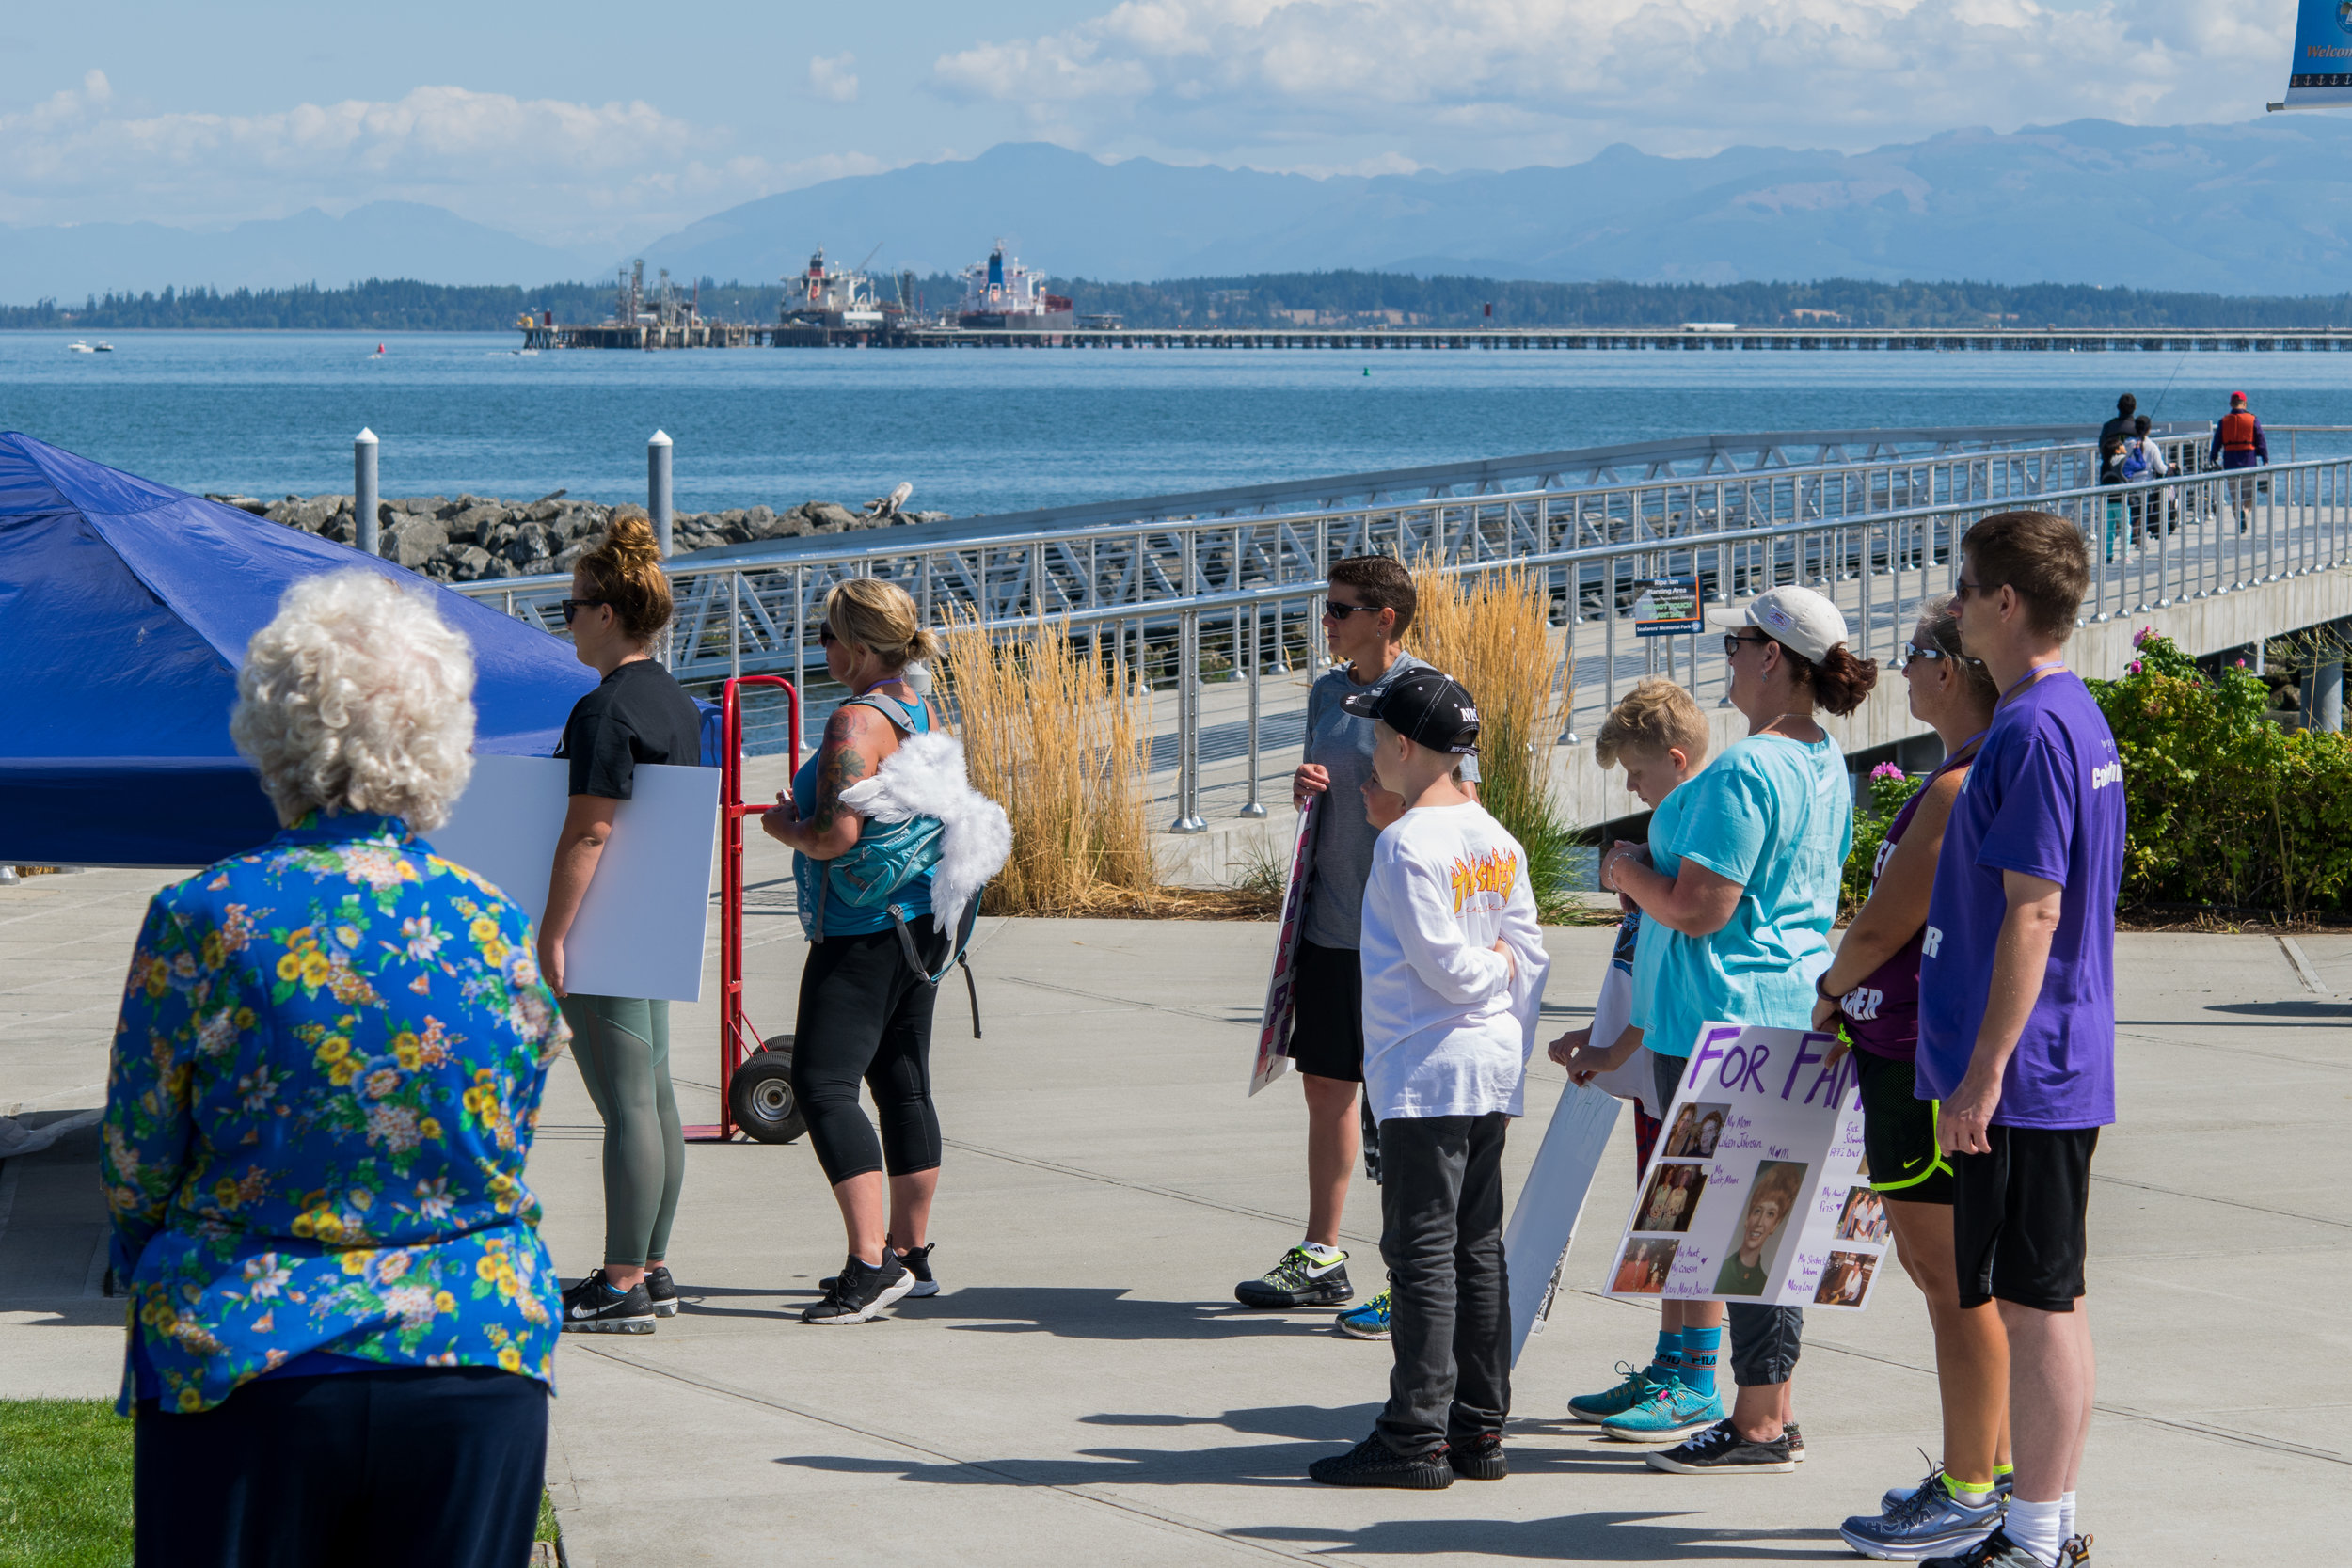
[
  {"left": 2126, "top": 660, "right": 2142, "bottom": 675},
  {"left": 1870, "top": 762, "right": 1906, "bottom": 782},
  {"left": 2132, "top": 626, "right": 2153, "bottom": 648},
  {"left": 2235, "top": 658, "right": 2248, "bottom": 668}
]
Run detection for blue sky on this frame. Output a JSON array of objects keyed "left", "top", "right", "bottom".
[{"left": 0, "top": 0, "right": 2296, "bottom": 248}]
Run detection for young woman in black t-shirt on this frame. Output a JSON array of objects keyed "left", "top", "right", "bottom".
[{"left": 540, "top": 514, "right": 706, "bottom": 1334}]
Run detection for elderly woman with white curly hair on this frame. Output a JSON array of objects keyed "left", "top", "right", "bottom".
[{"left": 102, "top": 568, "right": 568, "bottom": 1568}]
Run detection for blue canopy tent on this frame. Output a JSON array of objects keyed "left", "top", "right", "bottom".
[{"left": 0, "top": 433, "right": 598, "bottom": 866}]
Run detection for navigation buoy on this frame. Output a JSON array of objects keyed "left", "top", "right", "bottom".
[{"left": 1362, "top": 367, "right": 1371, "bottom": 376}]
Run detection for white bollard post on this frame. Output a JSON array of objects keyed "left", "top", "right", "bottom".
[
  {"left": 354, "top": 428, "right": 379, "bottom": 556},
  {"left": 648, "top": 430, "right": 674, "bottom": 557}
]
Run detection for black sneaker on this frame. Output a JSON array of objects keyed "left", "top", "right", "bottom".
[
  {"left": 802, "top": 1252, "right": 916, "bottom": 1325},
  {"left": 1308, "top": 1433, "right": 1454, "bottom": 1490},
  {"left": 561, "top": 1270, "right": 657, "bottom": 1334},
  {"left": 822, "top": 1243, "right": 940, "bottom": 1300},
  {"left": 1644, "top": 1418, "right": 1797, "bottom": 1474},
  {"left": 1235, "top": 1245, "right": 1353, "bottom": 1308},
  {"left": 644, "top": 1265, "right": 679, "bottom": 1318},
  {"left": 1447, "top": 1433, "right": 1507, "bottom": 1481},
  {"left": 1920, "top": 1528, "right": 2070, "bottom": 1567},
  {"left": 1787, "top": 1420, "right": 1804, "bottom": 1462}
]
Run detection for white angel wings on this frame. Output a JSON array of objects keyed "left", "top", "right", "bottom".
[{"left": 835, "top": 730, "right": 1011, "bottom": 934}]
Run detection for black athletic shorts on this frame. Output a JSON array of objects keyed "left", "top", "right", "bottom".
[
  {"left": 1285, "top": 939, "right": 1364, "bottom": 1083},
  {"left": 1856, "top": 1050, "right": 1953, "bottom": 1206},
  {"left": 1951, "top": 1124, "right": 2100, "bottom": 1312}
]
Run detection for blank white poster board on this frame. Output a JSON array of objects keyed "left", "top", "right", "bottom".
[
  {"left": 1501, "top": 1082, "right": 1622, "bottom": 1366},
  {"left": 425, "top": 756, "right": 721, "bottom": 1004}
]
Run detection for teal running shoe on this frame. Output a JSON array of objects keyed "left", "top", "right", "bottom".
[
  {"left": 1567, "top": 1361, "right": 1672, "bottom": 1425},
  {"left": 1335, "top": 1289, "right": 1391, "bottom": 1339},
  {"left": 1597, "top": 1381, "right": 1727, "bottom": 1444}
]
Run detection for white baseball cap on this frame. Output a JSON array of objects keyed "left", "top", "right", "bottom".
[{"left": 1705, "top": 586, "right": 1851, "bottom": 663}]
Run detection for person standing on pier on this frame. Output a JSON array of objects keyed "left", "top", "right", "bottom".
[
  {"left": 1239, "top": 556, "right": 1478, "bottom": 1330},
  {"left": 1600, "top": 585, "right": 1875, "bottom": 1474},
  {"left": 1915, "top": 510, "right": 2122, "bottom": 1568},
  {"left": 544, "top": 515, "right": 707, "bottom": 1335},
  {"left": 2094, "top": 393, "right": 2136, "bottom": 456},
  {"left": 2210, "top": 390, "right": 2268, "bottom": 531}
]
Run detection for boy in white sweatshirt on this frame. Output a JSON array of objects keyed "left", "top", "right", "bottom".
[{"left": 1308, "top": 670, "right": 1551, "bottom": 1490}]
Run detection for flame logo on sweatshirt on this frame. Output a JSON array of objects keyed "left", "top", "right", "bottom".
[{"left": 1449, "top": 848, "right": 1519, "bottom": 914}]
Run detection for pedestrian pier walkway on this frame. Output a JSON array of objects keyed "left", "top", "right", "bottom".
[{"left": 3, "top": 863, "right": 2344, "bottom": 1564}]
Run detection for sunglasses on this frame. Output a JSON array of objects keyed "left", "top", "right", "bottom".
[
  {"left": 1897, "top": 640, "right": 1971, "bottom": 671},
  {"left": 559, "top": 598, "right": 607, "bottom": 626},
  {"left": 1954, "top": 578, "right": 2004, "bottom": 600},
  {"left": 1722, "top": 631, "right": 1772, "bottom": 657},
  {"left": 818, "top": 624, "right": 838, "bottom": 645},
  {"left": 1322, "top": 600, "right": 1382, "bottom": 620}
]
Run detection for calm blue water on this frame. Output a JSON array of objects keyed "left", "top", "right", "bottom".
[{"left": 5, "top": 330, "right": 2350, "bottom": 516}]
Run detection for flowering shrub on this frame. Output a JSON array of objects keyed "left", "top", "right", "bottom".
[
  {"left": 1842, "top": 761, "right": 1927, "bottom": 918},
  {"left": 2090, "top": 631, "right": 2352, "bottom": 913}
]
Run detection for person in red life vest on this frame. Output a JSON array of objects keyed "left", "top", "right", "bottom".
[{"left": 2209, "top": 391, "right": 2268, "bottom": 531}]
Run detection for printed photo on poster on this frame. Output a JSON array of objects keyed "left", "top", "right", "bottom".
[
  {"left": 1612, "top": 1238, "right": 1678, "bottom": 1294},
  {"left": 1661, "top": 1101, "right": 1729, "bottom": 1159},
  {"left": 1711, "top": 1160, "right": 1809, "bottom": 1298},
  {"left": 1836, "top": 1184, "right": 1890, "bottom": 1243},
  {"left": 1634, "top": 1162, "right": 1708, "bottom": 1234},
  {"left": 1814, "top": 1251, "right": 1880, "bottom": 1306}
]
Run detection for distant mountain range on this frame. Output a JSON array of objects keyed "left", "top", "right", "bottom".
[
  {"left": 641, "top": 122, "right": 2352, "bottom": 294},
  {"left": 8, "top": 116, "right": 2352, "bottom": 303},
  {"left": 0, "top": 203, "right": 602, "bottom": 304}
]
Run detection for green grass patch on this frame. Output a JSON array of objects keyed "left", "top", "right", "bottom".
[{"left": 0, "top": 1400, "right": 134, "bottom": 1568}]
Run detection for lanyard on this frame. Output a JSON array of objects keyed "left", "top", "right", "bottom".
[
  {"left": 1998, "top": 662, "right": 2066, "bottom": 707},
  {"left": 1944, "top": 727, "right": 1991, "bottom": 766}
]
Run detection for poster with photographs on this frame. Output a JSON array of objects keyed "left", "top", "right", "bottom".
[{"left": 1600, "top": 1022, "right": 1887, "bottom": 1312}]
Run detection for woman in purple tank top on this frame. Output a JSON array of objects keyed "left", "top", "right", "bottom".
[{"left": 1808, "top": 598, "right": 2012, "bottom": 1542}]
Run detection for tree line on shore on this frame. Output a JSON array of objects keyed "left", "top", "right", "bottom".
[{"left": 8, "top": 275, "right": 2352, "bottom": 332}]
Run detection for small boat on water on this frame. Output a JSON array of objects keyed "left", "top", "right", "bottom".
[
  {"left": 66, "top": 341, "right": 94, "bottom": 354},
  {"left": 93, "top": 342, "right": 113, "bottom": 353}
]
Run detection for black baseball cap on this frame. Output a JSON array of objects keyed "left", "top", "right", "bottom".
[{"left": 1341, "top": 669, "right": 1481, "bottom": 753}]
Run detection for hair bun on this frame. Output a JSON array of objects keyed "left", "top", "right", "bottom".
[{"left": 601, "top": 512, "right": 661, "bottom": 566}]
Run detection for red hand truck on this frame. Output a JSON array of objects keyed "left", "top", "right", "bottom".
[{"left": 684, "top": 674, "right": 802, "bottom": 1143}]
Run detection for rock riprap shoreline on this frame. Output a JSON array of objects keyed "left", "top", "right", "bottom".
[{"left": 206, "top": 491, "right": 950, "bottom": 583}]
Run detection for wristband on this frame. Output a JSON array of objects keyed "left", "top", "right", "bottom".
[{"left": 1815, "top": 973, "right": 1843, "bottom": 1002}]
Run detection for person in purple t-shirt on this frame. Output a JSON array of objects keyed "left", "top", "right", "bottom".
[
  {"left": 1916, "top": 511, "right": 2123, "bottom": 1568},
  {"left": 1808, "top": 594, "right": 2009, "bottom": 1561}
]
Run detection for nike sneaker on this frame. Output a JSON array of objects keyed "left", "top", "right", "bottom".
[
  {"left": 1568, "top": 1360, "right": 1671, "bottom": 1424},
  {"left": 802, "top": 1252, "right": 915, "bottom": 1325},
  {"left": 1235, "top": 1245, "right": 1352, "bottom": 1308},
  {"left": 823, "top": 1243, "right": 940, "bottom": 1299},
  {"left": 1598, "top": 1381, "right": 1726, "bottom": 1444},
  {"left": 561, "top": 1269, "right": 656, "bottom": 1334},
  {"left": 644, "top": 1264, "right": 679, "bottom": 1318},
  {"left": 1335, "top": 1289, "right": 1391, "bottom": 1339}
]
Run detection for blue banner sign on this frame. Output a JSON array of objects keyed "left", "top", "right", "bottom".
[{"left": 2284, "top": 0, "right": 2352, "bottom": 106}]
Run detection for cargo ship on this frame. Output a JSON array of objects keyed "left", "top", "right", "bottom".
[{"left": 956, "top": 243, "right": 1073, "bottom": 331}]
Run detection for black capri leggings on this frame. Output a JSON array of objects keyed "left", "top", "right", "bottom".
[{"left": 791, "top": 927, "right": 945, "bottom": 1183}]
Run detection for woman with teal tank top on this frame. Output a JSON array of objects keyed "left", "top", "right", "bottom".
[
  {"left": 1600, "top": 585, "right": 1877, "bottom": 1477},
  {"left": 760, "top": 578, "right": 948, "bottom": 1325}
]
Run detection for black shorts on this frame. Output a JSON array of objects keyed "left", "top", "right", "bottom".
[
  {"left": 1856, "top": 1050, "right": 1953, "bottom": 1206},
  {"left": 1951, "top": 1125, "right": 2100, "bottom": 1312},
  {"left": 1285, "top": 940, "right": 1363, "bottom": 1083}
]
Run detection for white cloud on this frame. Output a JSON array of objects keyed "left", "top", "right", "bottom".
[
  {"left": 0, "top": 76, "right": 891, "bottom": 245},
  {"left": 809, "top": 54, "right": 860, "bottom": 102},
  {"left": 930, "top": 0, "right": 2292, "bottom": 165}
]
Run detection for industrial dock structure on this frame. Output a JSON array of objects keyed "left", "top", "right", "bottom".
[{"left": 520, "top": 254, "right": 2352, "bottom": 354}]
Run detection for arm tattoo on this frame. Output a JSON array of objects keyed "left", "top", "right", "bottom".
[{"left": 809, "top": 709, "right": 880, "bottom": 836}]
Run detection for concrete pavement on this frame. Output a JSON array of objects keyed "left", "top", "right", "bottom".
[{"left": 4, "top": 863, "right": 2348, "bottom": 1563}]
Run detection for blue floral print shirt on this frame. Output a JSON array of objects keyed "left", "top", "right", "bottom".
[{"left": 103, "top": 812, "right": 569, "bottom": 1414}]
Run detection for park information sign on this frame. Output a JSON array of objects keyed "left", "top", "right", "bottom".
[
  {"left": 1601, "top": 1022, "right": 1889, "bottom": 1311},
  {"left": 1633, "top": 577, "right": 1702, "bottom": 638},
  {"left": 2282, "top": 0, "right": 2352, "bottom": 105}
]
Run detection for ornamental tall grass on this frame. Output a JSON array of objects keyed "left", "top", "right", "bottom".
[
  {"left": 1405, "top": 563, "right": 1578, "bottom": 916},
  {"left": 938, "top": 611, "right": 1155, "bottom": 915}
]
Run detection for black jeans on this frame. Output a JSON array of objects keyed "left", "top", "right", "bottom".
[
  {"left": 134, "top": 1366, "right": 547, "bottom": 1568},
  {"left": 1375, "top": 1112, "right": 1510, "bottom": 1456}
]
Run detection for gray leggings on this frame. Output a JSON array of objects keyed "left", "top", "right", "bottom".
[{"left": 562, "top": 994, "right": 684, "bottom": 1269}]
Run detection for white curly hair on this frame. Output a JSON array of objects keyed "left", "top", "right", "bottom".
[{"left": 230, "top": 569, "right": 476, "bottom": 831}]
